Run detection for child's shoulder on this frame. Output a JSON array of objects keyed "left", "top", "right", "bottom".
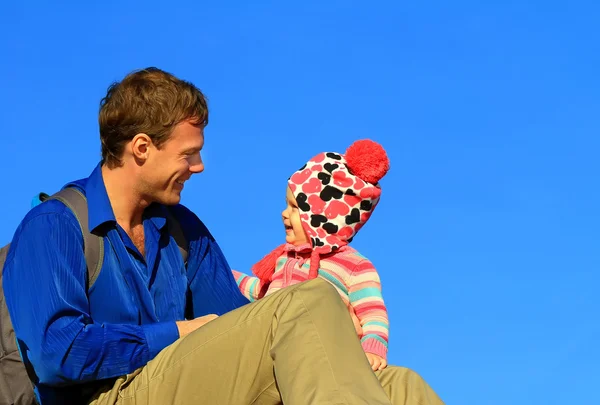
[
  {"left": 327, "top": 245, "right": 372, "bottom": 264},
  {"left": 320, "top": 246, "right": 380, "bottom": 280}
]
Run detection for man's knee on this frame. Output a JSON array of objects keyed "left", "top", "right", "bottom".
[
  {"left": 293, "top": 277, "right": 346, "bottom": 310},
  {"left": 297, "top": 277, "right": 339, "bottom": 298}
]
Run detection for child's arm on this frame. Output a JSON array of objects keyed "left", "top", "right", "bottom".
[
  {"left": 347, "top": 259, "right": 390, "bottom": 361},
  {"left": 231, "top": 270, "right": 267, "bottom": 302}
]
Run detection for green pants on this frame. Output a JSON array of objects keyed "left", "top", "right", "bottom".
[{"left": 90, "top": 278, "right": 444, "bottom": 405}]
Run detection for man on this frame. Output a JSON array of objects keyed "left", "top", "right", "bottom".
[{"left": 3, "top": 68, "right": 444, "bottom": 404}]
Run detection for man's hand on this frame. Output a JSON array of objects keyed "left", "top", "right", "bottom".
[
  {"left": 176, "top": 314, "right": 218, "bottom": 338},
  {"left": 366, "top": 353, "right": 387, "bottom": 371}
]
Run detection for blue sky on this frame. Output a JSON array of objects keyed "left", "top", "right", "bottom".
[{"left": 1, "top": 1, "right": 598, "bottom": 404}]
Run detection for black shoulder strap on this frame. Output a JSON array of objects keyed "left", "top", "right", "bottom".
[
  {"left": 165, "top": 207, "right": 188, "bottom": 265},
  {"left": 43, "top": 188, "right": 104, "bottom": 288}
]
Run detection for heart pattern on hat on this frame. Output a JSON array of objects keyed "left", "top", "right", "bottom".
[
  {"left": 253, "top": 139, "right": 390, "bottom": 284},
  {"left": 288, "top": 147, "right": 385, "bottom": 256}
]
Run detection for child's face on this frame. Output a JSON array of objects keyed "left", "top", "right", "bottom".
[{"left": 282, "top": 186, "right": 309, "bottom": 246}]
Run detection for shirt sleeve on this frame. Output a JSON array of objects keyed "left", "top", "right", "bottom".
[
  {"left": 231, "top": 270, "right": 267, "bottom": 302},
  {"left": 3, "top": 208, "right": 178, "bottom": 386},
  {"left": 171, "top": 205, "right": 250, "bottom": 318},
  {"left": 347, "top": 258, "right": 390, "bottom": 359}
]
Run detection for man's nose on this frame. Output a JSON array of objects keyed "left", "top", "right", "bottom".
[{"left": 189, "top": 162, "right": 204, "bottom": 174}]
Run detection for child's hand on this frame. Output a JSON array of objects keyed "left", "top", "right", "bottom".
[{"left": 365, "top": 353, "right": 387, "bottom": 371}]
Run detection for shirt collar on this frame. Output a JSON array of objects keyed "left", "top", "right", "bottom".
[
  {"left": 145, "top": 204, "right": 168, "bottom": 231},
  {"left": 82, "top": 163, "right": 115, "bottom": 232},
  {"left": 284, "top": 242, "right": 313, "bottom": 253},
  {"left": 83, "top": 163, "right": 168, "bottom": 233}
]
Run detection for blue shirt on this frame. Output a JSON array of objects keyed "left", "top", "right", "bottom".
[{"left": 3, "top": 164, "right": 249, "bottom": 404}]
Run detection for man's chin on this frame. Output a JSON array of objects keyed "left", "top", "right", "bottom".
[
  {"left": 168, "top": 194, "right": 182, "bottom": 205},
  {"left": 157, "top": 191, "right": 182, "bottom": 206}
]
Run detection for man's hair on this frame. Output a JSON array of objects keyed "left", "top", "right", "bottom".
[{"left": 99, "top": 67, "right": 209, "bottom": 168}]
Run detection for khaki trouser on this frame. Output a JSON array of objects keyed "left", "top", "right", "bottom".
[{"left": 90, "top": 278, "right": 444, "bottom": 405}]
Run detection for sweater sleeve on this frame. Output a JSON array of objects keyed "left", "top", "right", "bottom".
[
  {"left": 231, "top": 270, "right": 267, "bottom": 302},
  {"left": 347, "top": 258, "right": 390, "bottom": 359}
]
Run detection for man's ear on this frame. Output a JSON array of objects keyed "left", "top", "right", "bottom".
[{"left": 130, "top": 133, "right": 152, "bottom": 164}]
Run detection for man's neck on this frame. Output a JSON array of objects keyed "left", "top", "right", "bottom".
[{"left": 101, "top": 163, "right": 149, "bottom": 229}]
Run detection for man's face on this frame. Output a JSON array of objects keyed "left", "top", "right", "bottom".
[{"left": 141, "top": 120, "right": 205, "bottom": 205}]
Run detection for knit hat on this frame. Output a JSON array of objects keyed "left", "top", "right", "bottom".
[{"left": 252, "top": 139, "right": 390, "bottom": 283}]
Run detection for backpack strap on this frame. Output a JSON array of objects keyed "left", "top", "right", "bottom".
[
  {"left": 40, "top": 189, "right": 188, "bottom": 284},
  {"left": 165, "top": 207, "right": 188, "bottom": 265},
  {"left": 42, "top": 188, "right": 104, "bottom": 289}
]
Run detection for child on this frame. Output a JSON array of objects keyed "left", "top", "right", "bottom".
[{"left": 232, "top": 139, "right": 390, "bottom": 371}]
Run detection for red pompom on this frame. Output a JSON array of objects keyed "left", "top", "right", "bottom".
[{"left": 344, "top": 139, "right": 389, "bottom": 184}]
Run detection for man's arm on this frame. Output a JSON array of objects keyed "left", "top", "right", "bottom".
[
  {"left": 171, "top": 205, "right": 250, "bottom": 318},
  {"left": 3, "top": 206, "right": 179, "bottom": 386}
]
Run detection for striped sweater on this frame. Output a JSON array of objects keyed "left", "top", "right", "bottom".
[{"left": 232, "top": 244, "right": 389, "bottom": 359}]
